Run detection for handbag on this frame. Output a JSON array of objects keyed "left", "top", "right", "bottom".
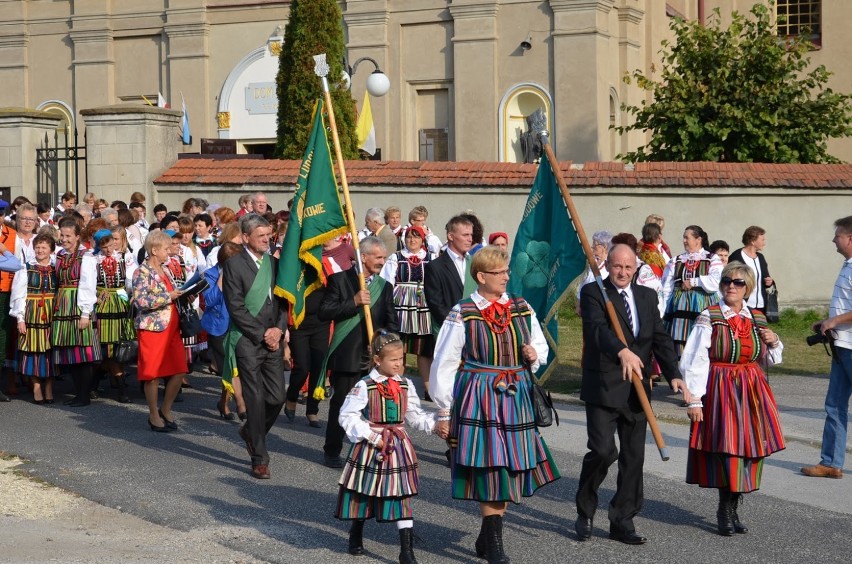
[
  {"left": 176, "top": 297, "right": 202, "bottom": 338},
  {"left": 764, "top": 282, "right": 780, "bottom": 323},
  {"left": 509, "top": 294, "right": 559, "bottom": 427},
  {"left": 114, "top": 304, "right": 138, "bottom": 364},
  {"left": 531, "top": 381, "right": 558, "bottom": 427}
]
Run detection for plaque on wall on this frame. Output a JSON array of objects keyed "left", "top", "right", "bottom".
[{"left": 245, "top": 82, "right": 278, "bottom": 115}]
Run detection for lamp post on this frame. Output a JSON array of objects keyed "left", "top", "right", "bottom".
[{"left": 343, "top": 57, "right": 390, "bottom": 97}]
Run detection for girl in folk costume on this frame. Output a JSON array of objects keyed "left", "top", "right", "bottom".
[
  {"left": 93, "top": 228, "right": 137, "bottom": 403},
  {"left": 380, "top": 225, "right": 434, "bottom": 400},
  {"left": 52, "top": 217, "right": 102, "bottom": 407},
  {"left": 337, "top": 331, "right": 440, "bottom": 564},
  {"left": 661, "top": 225, "right": 723, "bottom": 356},
  {"left": 681, "top": 262, "right": 785, "bottom": 536},
  {"left": 11, "top": 234, "right": 57, "bottom": 404}
]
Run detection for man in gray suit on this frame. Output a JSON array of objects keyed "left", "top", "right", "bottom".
[{"left": 223, "top": 215, "right": 288, "bottom": 479}]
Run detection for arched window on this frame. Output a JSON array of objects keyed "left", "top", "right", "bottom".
[
  {"left": 498, "top": 84, "right": 553, "bottom": 163},
  {"left": 609, "top": 87, "right": 620, "bottom": 160}
]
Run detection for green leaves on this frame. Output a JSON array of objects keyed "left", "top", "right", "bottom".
[
  {"left": 616, "top": 2, "right": 852, "bottom": 163},
  {"left": 275, "top": 0, "right": 360, "bottom": 161}
]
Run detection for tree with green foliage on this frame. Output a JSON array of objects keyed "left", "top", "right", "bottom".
[
  {"left": 616, "top": 2, "right": 852, "bottom": 163},
  {"left": 275, "top": 0, "right": 359, "bottom": 160}
]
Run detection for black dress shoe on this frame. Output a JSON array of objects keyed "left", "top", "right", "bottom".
[
  {"left": 323, "top": 455, "right": 344, "bottom": 468},
  {"left": 608, "top": 530, "right": 647, "bottom": 545},
  {"left": 0, "top": 391, "right": 10, "bottom": 402},
  {"left": 575, "top": 516, "right": 593, "bottom": 541},
  {"left": 159, "top": 409, "right": 178, "bottom": 430}
]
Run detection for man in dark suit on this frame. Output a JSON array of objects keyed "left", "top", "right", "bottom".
[
  {"left": 318, "top": 236, "right": 397, "bottom": 468},
  {"left": 575, "top": 244, "right": 686, "bottom": 544},
  {"left": 223, "top": 215, "right": 288, "bottom": 480},
  {"left": 424, "top": 216, "right": 474, "bottom": 330}
]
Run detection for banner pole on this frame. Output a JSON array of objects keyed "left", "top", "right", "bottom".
[
  {"left": 538, "top": 131, "right": 670, "bottom": 461},
  {"left": 314, "top": 54, "right": 374, "bottom": 346}
]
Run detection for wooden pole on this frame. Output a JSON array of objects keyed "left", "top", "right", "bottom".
[
  {"left": 539, "top": 136, "right": 670, "bottom": 461},
  {"left": 315, "top": 56, "right": 374, "bottom": 346}
]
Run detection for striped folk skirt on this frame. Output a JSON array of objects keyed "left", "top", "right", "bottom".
[
  {"left": 686, "top": 362, "right": 785, "bottom": 493},
  {"left": 666, "top": 288, "right": 719, "bottom": 352},
  {"left": 96, "top": 287, "right": 135, "bottom": 359},
  {"left": 51, "top": 287, "right": 102, "bottom": 365},
  {"left": 18, "top": 295, "right": 54, "bottom": 378},
  {"left": 393, "top": 283, "right": 431, "bottom": 336},
  {"left": 336, "top": 425, "right": 419, "bottom": 522},
  {"left": 449, "top": 361, "right": 560, "bottom": 503}
]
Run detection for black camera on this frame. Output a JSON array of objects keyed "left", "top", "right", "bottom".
[{"left": 806, "top": 331, "right": 830, "bottom": 347}]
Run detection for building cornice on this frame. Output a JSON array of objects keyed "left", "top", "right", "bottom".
[
  {"left": 549, "top": 0, "right": 615, "bottom": 14},
  {"left": 618, "top": 6, "right": 644, "bottom": 24},
  {"left": 448, "top": 2, "right": 499, "bottom": 20}
]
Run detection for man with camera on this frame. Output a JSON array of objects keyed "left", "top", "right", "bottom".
[{"left": 802, "top": 216, "right": 852, "bottom": 479}]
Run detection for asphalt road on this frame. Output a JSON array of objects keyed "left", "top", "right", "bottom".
[{"left": 1, "top": 371, "right": 850, "bottom": 563}]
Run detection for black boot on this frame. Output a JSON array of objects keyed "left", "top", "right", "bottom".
[
  {"left": 63, "top": 373, "right": 81, "bottom": 405},
  {"left": 115, "top": 375, "right": 131, "bottom": 404},
  {"left": 475, "top": 517, "right": 487, "bottom": 557},
  {"left": 68, "top": 367, "right": 92, "bottom": 407},
  {"left": 398, "top": 527, "right": 418, "bottom": 564},
  {"left": 716, "top": 489, "right": 734, "bottom": 536},
  {"left": 348, "top": 519, "right": 365, "bottom": 556},
  {"left": 730, "top": 493, "right": 748, "bottom": 534},
  {"left": 479, "top": 515, "right": 510, "bottom": 563}
]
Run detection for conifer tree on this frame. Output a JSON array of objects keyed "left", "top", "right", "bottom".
[{"left": 275, "top": 0, "right": 359, "bottom": 159}]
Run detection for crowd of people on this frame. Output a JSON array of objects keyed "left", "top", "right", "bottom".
[{"left": 1, "top": 189, "right": 850, "bottom": 564}]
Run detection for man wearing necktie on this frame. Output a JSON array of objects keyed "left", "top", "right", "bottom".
[
  {"left": 318, "top": 236, "right": 398, "bottom": 468},
  {"left": 423, "top": 216, "right": 475, "bottom": 384},
  {"left": 223, "top": 215, "right": 288, "bottom": 480},
  {"left": 575, "top": 244, "right": 684, "bottom": 545}
]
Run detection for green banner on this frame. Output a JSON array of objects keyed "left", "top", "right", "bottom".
[
  {"left": 274, "top": 99, "right": 348, "bottom": 327},
  {"left": 508, "top": 151, "right": 586, "bottom": 382}
]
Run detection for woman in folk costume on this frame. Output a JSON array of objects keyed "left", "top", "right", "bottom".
[
  {"left": 10, "top": 233, "right": 55, "bottom": 404},
  {"left": 661, "top": 224, "right": 723, "bottom": 357},
  {"left": 431, "top": 246, "right": 559, "bottom": 564},
  {"left": 681, "top": 261, "right": 785, "bottom": 536},
  {"left": 380, "top": 225, "right": 434, "bottom": 400},
  {"left": 92, "top": 228, "right": 137, "bottom": 403},
  {"left": 52, "top": 217, "right": 102, "bottom": 407},
  {"left": 337, "top": 331, "right": 439, "bottom": 564}
]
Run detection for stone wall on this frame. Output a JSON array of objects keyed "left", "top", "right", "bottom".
[
  {"left": 154, "top": 178, "right": 851, "bottom": 309},
  {"left": 0, "top": 108, "right": 63, "bottom": 203},
  {"left": 81, "top": 105, "right": 182, "bottom": 205}
]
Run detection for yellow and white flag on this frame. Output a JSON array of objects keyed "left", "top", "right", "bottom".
[{"left": 356, "top": 93, "right": 376, "bottom": 156}]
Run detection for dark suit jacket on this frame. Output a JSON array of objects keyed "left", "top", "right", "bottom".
[
  {"left": 318, "top": 268, "right": 397, "bottom": 372},
  {"left": 424, "top": 251, "right": 463, "bottom": 326},
  {"left": 728, "top": 248, "right": 771, "bottom": 308},
  {"left": 222, "top": 250, "right": 288, "bottom": 348},
  {"left": 579, "top": 277, "right": 680, "bottom": 409}
]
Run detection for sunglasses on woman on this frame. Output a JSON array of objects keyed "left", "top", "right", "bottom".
[{"left": 720, "top": 277, "right": 747, "bottom": 288}]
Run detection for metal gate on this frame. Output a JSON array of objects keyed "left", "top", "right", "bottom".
[{"left": 35, "top": 129, "right": 86, "bottom": 208}]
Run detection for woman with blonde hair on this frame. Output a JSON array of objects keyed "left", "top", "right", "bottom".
[
  {"left": 133, "top": 231, "right": 187, "bottom": 431},
  {"left": 431, "top": 245, "right": 559, "bottom": 562},
  {"left": 681, "top": 261, "right": 785, "bottom": 536}
]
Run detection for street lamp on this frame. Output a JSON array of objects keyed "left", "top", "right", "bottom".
[{"left": 343, "top": 57, "right": 390, "bottom": 97}]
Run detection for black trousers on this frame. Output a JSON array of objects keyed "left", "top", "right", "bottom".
[
  {"left": 323, "top": 370, "right": 362, "bottom": 457},
  {"left": 285, "top": 321, "right": 330, "bottom": 417},
  {"left": 235, "top": 338, "right": 286, "bottom": 466},
  {"left": 575, "top": 402, "right": 647, "bottom": 533}
]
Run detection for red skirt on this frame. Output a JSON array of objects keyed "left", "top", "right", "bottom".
[{"left": 137, "top": 303, "right": 188, "bottom": 381}]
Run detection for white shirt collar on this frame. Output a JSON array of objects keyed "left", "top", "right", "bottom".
[
  {"left": 446, "top": 247, "right": 466, "bottom": 262},
  {"left": 471, "top": 291, "right": 509, "bottom": 310},
  {"left": 719, "top": 301, "right": 754, "bottom": 320},
  {"left": 368, "top": 368, "right": 403, "bottom": 383}
]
